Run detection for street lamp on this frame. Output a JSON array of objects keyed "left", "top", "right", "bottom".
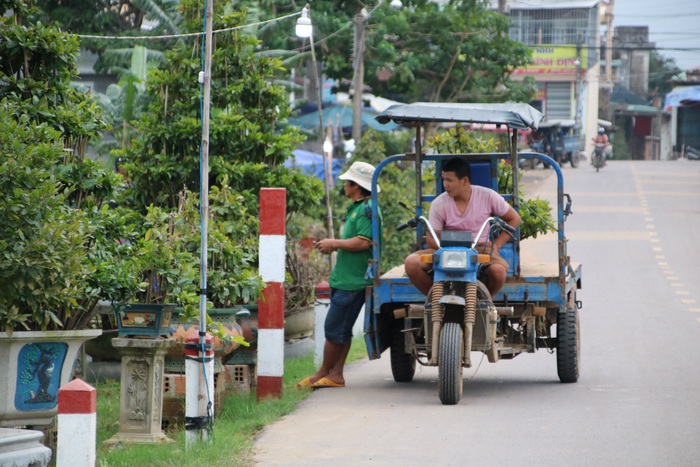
[
  {"left": 351, "top": 0, "right": 401, "bottom": 145},
  {"left": 295, "top": 4, "right": 312, "bottom": 38}
]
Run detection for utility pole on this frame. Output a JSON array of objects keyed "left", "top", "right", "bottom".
[
  {"left": 574, "top": 35, "right": 583, "bottom": 133},
  {"left": 352, "top": 11, "right": 367, "bottom": 145},
  {"left": 351, "top": 0, "right": 401, "bottom": 147},
  {"left": 187, "top": 0, "right": 214, "bottom": 447}
]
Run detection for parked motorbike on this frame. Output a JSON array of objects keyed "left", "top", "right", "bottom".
[
  {"left": 593, "top": 143, "right": 606, "bottom": 172},
  {"left": 394, "top": 205, "right": 516, "bottom": 404}
]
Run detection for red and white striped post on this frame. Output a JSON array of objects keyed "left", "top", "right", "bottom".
[
  {"left": 57, "top": 379, "right": 96, "bottom": 467},
  {"left": 257, "top": 188, "right": 286, "bottom": 400}
]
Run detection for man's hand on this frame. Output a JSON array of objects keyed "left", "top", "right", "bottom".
[{"left": 314, "top": 239, "right": 336, "bottom": 255}]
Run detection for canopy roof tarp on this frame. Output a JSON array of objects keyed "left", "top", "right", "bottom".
[
  {"left": 288, "top": 104, "right": 400, "bottom": 133},
  {"left": 376, "top": 102, "right": 543, "bottom": 130},
  {"left": 538, "top": 119, "right": 576, "bottom": 129},
  {"left": 664, "top": 86, "right": 700, "bottom": 110},
  {"left": 285, "top": 149, "right": 343, "bottom": 183}
]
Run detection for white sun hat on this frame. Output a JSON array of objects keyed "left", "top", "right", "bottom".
[{"left": 338, "top": 161, "right": 381, "bottom": 193}]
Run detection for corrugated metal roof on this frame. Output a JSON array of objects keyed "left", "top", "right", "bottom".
[{"left": 375, "top": 102, "right": 544, "bottom": 130}]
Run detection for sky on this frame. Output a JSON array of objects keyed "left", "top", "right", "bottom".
[{"left": 612, "top": 0, "right": 700, "bottom": 71}]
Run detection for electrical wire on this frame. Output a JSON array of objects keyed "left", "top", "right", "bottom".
[{"left": 73, "top": 11, "right": 301, "bottom": 41}]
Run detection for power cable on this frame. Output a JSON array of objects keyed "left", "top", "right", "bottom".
[{"left": 74, "top": 10, "right": 300, "bottom": 41}]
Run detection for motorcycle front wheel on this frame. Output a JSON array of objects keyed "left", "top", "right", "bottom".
[{"left": 438, "top": 322, "right": 464, "bottom": 405}]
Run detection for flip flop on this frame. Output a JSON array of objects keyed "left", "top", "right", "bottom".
[
  {"left": 295, "top": 377, "right": 313, "bottom": 391},
  {"left": 311, "top": 377, "right": 345, "bottom": 388}
]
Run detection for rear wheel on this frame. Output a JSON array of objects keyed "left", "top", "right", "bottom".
[
  {"left": 570, "top": 152, "right": 579, "bottom": 168},
  {"left": 557, "top": 307, "right": 580, "bottom": 383},
  {"left": 390, "top": 321, "right": 416, "bottom": 383},
  {"left": 438, "top": 323, "right": 463, "bottom": 405}
]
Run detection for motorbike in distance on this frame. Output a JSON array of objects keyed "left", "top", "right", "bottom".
[{"left": 593, "top": 143, "right": 606, "bottom": 172}]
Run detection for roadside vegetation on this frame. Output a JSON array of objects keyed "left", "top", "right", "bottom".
[{"left": 96, "top": 337, "right": 367, "bottom": 466}]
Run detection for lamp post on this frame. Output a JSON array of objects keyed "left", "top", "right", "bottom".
[
  {"left": 296, "top": 5, "right": 324, "bottom": 139},
  {"left": 351, "top": 0, "right": 401, "bottom": 145},
  {"left": 297, "top": 5, "right": 335, "bottom": 252}
]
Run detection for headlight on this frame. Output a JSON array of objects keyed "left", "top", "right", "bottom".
[{"left": 442, "top": 250, "right": 467, "bottom": 269}]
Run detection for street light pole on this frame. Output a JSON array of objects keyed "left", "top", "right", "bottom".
[{"left": 298, "top": 5, "right": 335, "bottom": 247}]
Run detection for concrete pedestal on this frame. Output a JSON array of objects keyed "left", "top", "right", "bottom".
[
  {"left": 103, "top": 338, "right": 178, "bottom": 447},
  {"left": 0, "top": 428, "right": 52, "bottom": 467}
]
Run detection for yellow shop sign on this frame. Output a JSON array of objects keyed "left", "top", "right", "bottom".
[{"left": 514, "top": 45, "right": 587, "bottom": 75}]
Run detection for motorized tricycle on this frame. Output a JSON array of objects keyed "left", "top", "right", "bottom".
[
  {"left": 364, "top": 103, "right": 583, "bottom": 405},
  {"left": 529, "top": 119, "right": 583, "bottom": 168}
]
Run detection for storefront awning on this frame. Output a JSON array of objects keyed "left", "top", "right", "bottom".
[{"left": 664, "top": 86, "right": 700, "bottom": 110}]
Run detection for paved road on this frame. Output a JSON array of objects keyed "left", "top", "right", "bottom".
[{"left": 253, "top": 160, "right": 700, "bottom": 466}]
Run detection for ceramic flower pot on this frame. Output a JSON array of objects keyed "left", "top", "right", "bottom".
[
  {"left": 165, "top": 308, "right": 247, "bottom": 372},
  {"left": 0, "top": 329, "right": 102, "bottom": 428},
  {"left": 113, "top": 303, "right": 175, "bottom": 338}
]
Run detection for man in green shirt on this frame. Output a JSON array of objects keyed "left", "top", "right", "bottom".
[{"left": 297, "top": 161, "right": 382, "bottom": 389}]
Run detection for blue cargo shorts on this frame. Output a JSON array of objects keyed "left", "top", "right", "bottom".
[{"left": 324, "top": 288, "right": 366, "bottom": 345}]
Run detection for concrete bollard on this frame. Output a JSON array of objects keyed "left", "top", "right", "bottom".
[
  {"left": 57, "top": 379, "right": 96, "bottom": 467},
  {"left": 257, "top": 188, "right": 286, "bottom": 400},
  {"left": 314, "top": 281, "right": 331, "bottom": 368}
]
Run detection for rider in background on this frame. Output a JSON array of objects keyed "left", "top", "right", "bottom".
[{"left": 592, "top": 127, "right": 612, "bottom": 165}]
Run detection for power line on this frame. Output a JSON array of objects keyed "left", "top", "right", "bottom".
[{"left": 74, "top": 11, "right": 300, "bottom": 41}]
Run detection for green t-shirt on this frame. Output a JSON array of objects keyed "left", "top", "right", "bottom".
[{"left": 329, "top": 198, "right": 382, "bottom": 291}]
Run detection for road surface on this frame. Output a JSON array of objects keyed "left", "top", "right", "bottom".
[{"left": 253, "top": 160, "right": 700, "bottom": 466}]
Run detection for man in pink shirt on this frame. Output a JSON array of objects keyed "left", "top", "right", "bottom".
[{"left": 404, "top": 157, "right": 521, "bottom": 297}]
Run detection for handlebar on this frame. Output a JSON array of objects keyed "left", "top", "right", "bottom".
[
  {"left": 396, "top": 218, "right": 417, "bottom": 232},
  {"left": 396, "top": 211, "right": 515, "bottom": 250}
]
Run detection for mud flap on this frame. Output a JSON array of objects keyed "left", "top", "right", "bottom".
[{"left": 363, "top": 286, "right": 382, "bottom": 360}]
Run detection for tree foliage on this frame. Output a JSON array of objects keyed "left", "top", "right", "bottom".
[
  {"left": 0, "top": 0, "right": 141, "bottom": 331},
  {"left": 648, "top": 50, "right": 681, "bottom": 99},
  {"left": 259, "top": 0, "right": 534, "bottom": 104},
  {"left": 116, "top": 0, "right": 322, "bottom": 215}
]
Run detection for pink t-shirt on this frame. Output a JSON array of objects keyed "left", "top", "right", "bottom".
[{"left": 429, "top": 186, "right": 510, "bottom": 243}]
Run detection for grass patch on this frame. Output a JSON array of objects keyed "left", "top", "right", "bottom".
[{"left": 95, "top": 336, "right": 367, "bottom": 466}]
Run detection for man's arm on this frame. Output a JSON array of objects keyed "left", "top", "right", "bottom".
[
  {"left": 494, "top": 206, "right": 521, "bottom": 250},
  {"left": 426, "top": 230, "right": 440, "bottom": 250},
  {"left": 315, "top": 236, "right": 371, "bottom": 255}
]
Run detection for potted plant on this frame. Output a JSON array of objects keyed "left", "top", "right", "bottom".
[
  {"left": 0, "top": 2, "right": 144, "bottom": 427},
  {"left": 150, "top": 187, "right": 263, "bottom": 367},
  {"left": 110, "top": 201, "right": 199, "bottom": 338}
]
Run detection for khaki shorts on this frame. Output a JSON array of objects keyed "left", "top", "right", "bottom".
[{"left": 475, "top": 242, "right": 509, "bottom": 271}]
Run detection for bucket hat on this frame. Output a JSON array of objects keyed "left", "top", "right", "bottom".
[{"left": 338, "top": 161, "right": 380, "bottom": 193}]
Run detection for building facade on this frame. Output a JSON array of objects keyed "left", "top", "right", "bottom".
[{"left": 491, "top": 0, "right": 610, "bottom": 156}]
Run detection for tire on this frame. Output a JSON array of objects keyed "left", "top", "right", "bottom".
[
  {"left": 438, "top": 323, "right": 463, "bottom": 405},
  {"left": 556, "top": 307, "right": 580, "bottom": 383},
  {"left": 390, "top": 321, "right": 416, "bottom": 383},
  {"left": 570, "top": 152, "right": 579, "bottom": 168}
]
